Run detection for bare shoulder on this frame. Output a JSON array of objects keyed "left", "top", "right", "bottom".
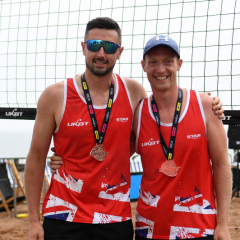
[
  {"left": 36, "top": 81, "right": 65, "bottom": 131},
  {"left": 123, "top": 77, "right": 147, "bottom": 111},
  {"left": 124, "top": 77, "right": 145, "bottom": 91},
  {"left": 199, "top": 92, "right": 223, "bottom": 131},
  {"left": 39, "top": 81, "right": 64, "bottom": 101},
  {"left": 199, "top": 92, "right": 213, "bottom": 114},
  {"left": 38, "top": 81, "right": 64, "bottom": 111}
]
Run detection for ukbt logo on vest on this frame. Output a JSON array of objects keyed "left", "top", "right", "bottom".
[
  {"left": 67, "top": 119, "right": 89, "bottom": 127},
  {"left": 142, "top": 138, "right": 160, "bottom": 147}
]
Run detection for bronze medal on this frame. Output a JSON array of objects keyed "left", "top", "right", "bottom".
[
  {"left": 159, "top": 159, "right": 180, "bottom": 177},
  {"left": 81, "top": 74, "right": 114, "bottom": 162},
  {"left": 90, "top": 144, "right": 108, "bottom": 161},
  {"left": 151, "top": 89, "right": 183, "bottom": 178}
]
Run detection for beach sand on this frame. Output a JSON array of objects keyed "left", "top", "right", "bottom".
[{"left": 0, "top": 197, "right": 239, "bottom": 240}]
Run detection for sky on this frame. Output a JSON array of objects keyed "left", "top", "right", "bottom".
[{"left": 0, "top": 0, "right": 239, "bottom": 159}]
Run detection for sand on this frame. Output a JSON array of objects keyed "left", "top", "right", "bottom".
[{"left": 0, "top": 197, "right": 239, "bottom": 240}]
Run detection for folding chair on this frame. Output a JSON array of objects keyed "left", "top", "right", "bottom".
[{"left": 0, "top": 160, "right": 26, "bottom": 215}]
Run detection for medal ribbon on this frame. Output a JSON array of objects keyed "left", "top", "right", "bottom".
[
  {"left": 151, "top": 88, "right": 183, "bottom": 160},
  {"left": 81, "top": 73, "right": 114, "bottom": 144}
]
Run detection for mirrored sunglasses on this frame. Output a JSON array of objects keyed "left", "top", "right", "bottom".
[{"left": 84, "top": 40, "right": 120, "bottom": 54}]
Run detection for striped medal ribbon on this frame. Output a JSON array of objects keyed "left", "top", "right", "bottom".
[
  {"left": 151, "top": 88, "right": 183, "bottom": 177},
  {"left": 81, "top": 73, "right": 114, "bottom": 161}
]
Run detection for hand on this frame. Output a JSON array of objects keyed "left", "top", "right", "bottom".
[
  {"left": 28, "top": 222, "right": 44, "bottom": 240},
  {"left": 50, "top": 147, "right": 64, "bottom": 174},
  {"left": 212, "top": 97, "right": 224, "bottom": 119},
  {"left": 207, "top": 93, "right": 225, "bottom": 119},
  {"left": 213, "top": 224, "right": 231, "bottom": 240}
]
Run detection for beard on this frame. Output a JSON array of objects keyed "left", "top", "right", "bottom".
[{"left": 86, "top": 59, "right": 115, "bottom": 76}]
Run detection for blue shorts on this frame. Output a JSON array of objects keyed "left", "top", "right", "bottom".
[{"left": 43, "top": 217, "right": 133, "bottom": 240}]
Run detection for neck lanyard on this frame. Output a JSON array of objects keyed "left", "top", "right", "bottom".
[
  {"left": 151, "top": 88, "right": 183, "bottom": 176},
  {"left": 81, "top": 73, "right": 114, "bottom": 161}
]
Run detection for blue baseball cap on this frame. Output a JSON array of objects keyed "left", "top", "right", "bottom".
[{"left": 143, "top": 35, "right": 180, "bottom": 59}]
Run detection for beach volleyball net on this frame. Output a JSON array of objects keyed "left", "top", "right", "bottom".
[{"left": 0, "top": 0, "right": 240, "bottom": 120}]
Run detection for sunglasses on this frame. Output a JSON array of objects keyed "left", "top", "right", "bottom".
[{"left": 84, "top": 40, "right": 120, "bottom": 54}]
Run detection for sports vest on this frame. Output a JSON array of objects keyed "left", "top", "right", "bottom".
[
  {"left": 135, "top": 89, "right": 216, "bottom": 239},
  {"left": 42, "top": 74, "right": 133, "bottom": 224}
]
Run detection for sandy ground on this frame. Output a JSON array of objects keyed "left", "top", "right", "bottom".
[{"left": 0, "top": 197, "right": 239, "bottom": 240}]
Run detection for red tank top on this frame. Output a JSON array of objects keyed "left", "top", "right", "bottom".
[
  {"left": 42, "top": 74, "right": 133, "bottom": 224},
  {"left": 135, "top": 90, "right": 216, "bottom": 239}
]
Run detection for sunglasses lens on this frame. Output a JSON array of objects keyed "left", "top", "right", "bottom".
[
  {"left": 86, "top": 40, "right": 119, "bottom": 54},
  {"left": 104, "top": 42, "right": 118, "bottom": 54},
  {"left": 87, "top": 40, "right": 102, "bottom": 52}
]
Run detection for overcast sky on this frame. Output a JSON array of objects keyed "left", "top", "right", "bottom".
[{"left": 0, "top": 0, "right": 239, "bottom": 158}]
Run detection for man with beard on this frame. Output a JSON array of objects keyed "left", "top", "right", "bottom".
[
  {"left": 25, "top": 17, "right": 147, "bottom": 240},
  {"left": 25, "top": 18, "right": 224, "bottom": 240}
]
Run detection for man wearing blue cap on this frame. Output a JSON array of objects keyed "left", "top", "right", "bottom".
[
  {"left": 46, "top": 17, "right": 225, "bottom": 239},
  {"left": 132, "top": 35, "right": 231, "bottom": 239}
]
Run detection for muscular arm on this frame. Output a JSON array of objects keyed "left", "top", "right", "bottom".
[
  {"left": 25, "top": 82, "right": 63, "bottom": 240},
  {"left": 200, "top": 93, "right": 232, "bottom": 240}
]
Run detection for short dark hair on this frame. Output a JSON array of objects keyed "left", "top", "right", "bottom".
[{"left": 84, "top": 17, "right": 121, "bottom": 45}]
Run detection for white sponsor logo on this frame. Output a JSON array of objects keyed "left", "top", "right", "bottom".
[
  {"left": 116, "top": 117, "right": 128, "bottom": 122},
  {"left": 5, "top": 108, "right": 23, "bottom": 117},
  {"left": 187, "top": 134, "right": 201, "bottom": 139},
  {"left": 142, "top": 138, "right": 160, "bottom": 147},
  {"left": 67, "top": 119, "right": 89, "bottom": 127},
  {"left": 156, "top": 36, "right": 168, "bottom": 42}
]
